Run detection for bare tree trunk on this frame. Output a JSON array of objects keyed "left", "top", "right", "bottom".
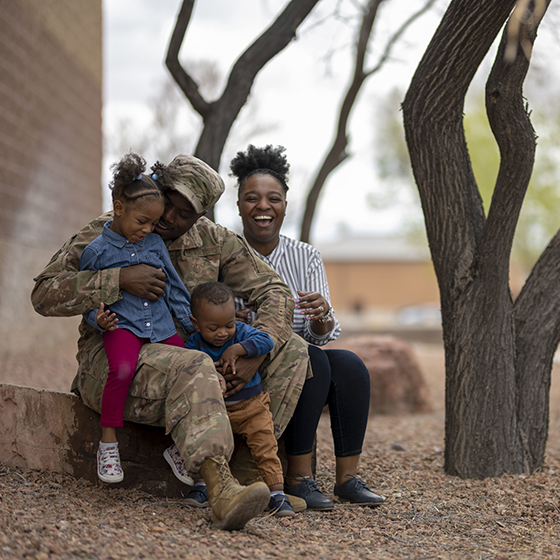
[
  {"left": 514, "top": 229, "right": 560, "bottom": 470},
  {"left": 403, "top": 0, "right": 551, "bottom": 478},
  {"left": 166, "top": 0, "right": 321, "bottom": 220},
  {"left": 487, "top": 1, "right": 553, "bottom": 472}
]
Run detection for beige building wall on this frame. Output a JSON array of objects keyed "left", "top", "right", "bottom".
[
  {"left": 325, "top": 260, "right": 440, "bottom": 313},
  {"left": 0, "top": 0, "right": 103, "bottom": 352}
]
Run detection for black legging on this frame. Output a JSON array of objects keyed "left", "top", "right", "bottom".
[{"left": 284, "top": 345, "right": 371, "bottom": 457}]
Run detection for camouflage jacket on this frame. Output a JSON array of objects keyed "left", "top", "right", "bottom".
[{"left": 32, "top": 213, "right": 295, "bottom": 365}]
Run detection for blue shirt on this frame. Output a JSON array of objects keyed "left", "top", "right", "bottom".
[
  {"left": 185, "top": 321, "right": 274, "bottom": 403},
  {"left": 79, "top": 222, "right": 193, "bottom": 341}
]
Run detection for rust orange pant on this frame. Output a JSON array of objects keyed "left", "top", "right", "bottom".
[{"left": 226, "top": 391, "right": 284, "bottom": 488}]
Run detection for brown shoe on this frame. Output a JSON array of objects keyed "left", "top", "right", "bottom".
[
  {"left": 285, "top": 494, "right": 307, "bottom": 513},
  {"left": 200, "top": 456, "right": 270, "bottom": 530}
]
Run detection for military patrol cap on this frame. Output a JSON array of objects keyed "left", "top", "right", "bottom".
[{"left": 166, "top": 154, "right": 225, "bottom": 213}]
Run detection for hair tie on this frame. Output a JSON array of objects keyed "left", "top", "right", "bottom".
[
  {"left": 152, "top": 173, "right": 159, "bottom": 181},
  {"left": 135, "top": 173, "right": 142, "bottom": 181}
]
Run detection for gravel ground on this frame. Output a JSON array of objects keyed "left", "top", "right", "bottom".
[{"left": 2, "top": 342, "right": 560, "bottom": 559}]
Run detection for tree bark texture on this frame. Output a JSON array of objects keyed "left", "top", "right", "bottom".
[
  {"left": 403, "top": 0, "right": 552, "bottom": 478},
  {"left": 514, "top": 229, "right": 560, "bottom": 469}
]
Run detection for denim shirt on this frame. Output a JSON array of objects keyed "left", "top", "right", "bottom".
[
  {"left": 79, "top": 222, "right": 193, "bottom": 341},
  {"left": 185, "top": 321, "right": 274, "bottom": 403}
]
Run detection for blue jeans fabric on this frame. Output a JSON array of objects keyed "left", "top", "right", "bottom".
[{"left": 284, "top": 345, "right": 371, "bottom": 457}]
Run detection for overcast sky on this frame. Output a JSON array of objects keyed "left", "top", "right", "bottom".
[{"left": 102, "top": 0, "right": 560, "bottom": 244}]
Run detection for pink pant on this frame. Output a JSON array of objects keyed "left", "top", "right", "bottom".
[{"left": 101, "top": 329, "right": 184, "bottom": 427}]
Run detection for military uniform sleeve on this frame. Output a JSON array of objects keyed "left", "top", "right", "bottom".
[
  {"left": 31, "top": 214, "right": 121, "bottom": 317},
  {"left": 218, "top": 231, "right": 294, "bottom": 359},
  {"left": 83, "top": 308, "right": 102, "bottom": 331}
]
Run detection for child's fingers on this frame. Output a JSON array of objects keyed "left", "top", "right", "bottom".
[
  {"left": 96, "top": 303, "right": 106, "bottom": 321},
  {"left": 215, "top": 360, "right": 231, "bottom": 375},
  {"left": 218, "top": 376, "right": 227, "bottom": 393},
  {"left": 221, "top": 355, "right": 237, "bottom": 375}
]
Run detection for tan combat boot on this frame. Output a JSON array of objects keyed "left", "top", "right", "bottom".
[{"left": 200, "top": 455, "right": 270, "bottom": 530}]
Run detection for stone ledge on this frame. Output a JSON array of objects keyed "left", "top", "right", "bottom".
[{"left": 0, "top": 383, "right": 189, "bottom": 498}]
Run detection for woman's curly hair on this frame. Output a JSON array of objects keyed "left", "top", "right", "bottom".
[
  {"left": 229, "top": 144, "right": 290, "bottom": 194},
  {"left": 109, "top": 152, "right": 162, "bottom": 205}
]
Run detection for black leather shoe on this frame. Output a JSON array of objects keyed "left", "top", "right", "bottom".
[
  {"left": 334, "top": 475, "right": 386, "bottom": 506},
  {"left": 285, "top": 474, "right": 334, "bottom": 511}
]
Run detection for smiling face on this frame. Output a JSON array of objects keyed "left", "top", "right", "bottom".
[
  {"left": 153, "top": 189, "right": 206, "bottom": 242},
  {"left": 191, "top": 296, "right": 237, "bottom": 347},
  {"left": 111, "top": 196, "right": 164, "bottom": 244},
  {"left": 237, "top": 173, "right": 287, "bottom": 256}
]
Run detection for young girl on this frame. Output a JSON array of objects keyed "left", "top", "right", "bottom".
[{"left": 80, "top": 152, "right": 194, "bottom": 484}]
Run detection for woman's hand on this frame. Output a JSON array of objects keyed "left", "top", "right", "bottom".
[
  {"left": 235, "top": 308, "right": 252, "bottom": 324},
  {"left": 96, "top": 302, "right": 119, "bottom": 331},
  {"left": 296, "top": 290, "right": 334, "bottom": 336},
  {"left": 295, "top": 291, "right": 330, "bottom": 322}
]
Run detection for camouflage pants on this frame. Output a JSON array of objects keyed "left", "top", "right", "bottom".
[
  {"left": 72, "top": 332, "right": 310, "bottom": 474},
  {"left": 259, "top": 332, "right": 311, "bottom": 439}
]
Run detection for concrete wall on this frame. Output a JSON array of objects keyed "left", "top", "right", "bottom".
[{"left": 0, "top": 0, "right": 103, "bottom": 353}]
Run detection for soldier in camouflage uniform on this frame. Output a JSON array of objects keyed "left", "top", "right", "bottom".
[{"left": 31, "top": 154, "right": 310, "bottom": 530}]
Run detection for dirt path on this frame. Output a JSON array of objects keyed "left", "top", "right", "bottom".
[{"left": 2, "top": 342, "right": 560, "bottom": 559}]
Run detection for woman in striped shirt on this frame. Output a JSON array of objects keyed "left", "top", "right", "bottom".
[{"left": 230, "top": 145, "right": 386, "bottom": 510}]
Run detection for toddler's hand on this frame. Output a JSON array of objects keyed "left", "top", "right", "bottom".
[
  {"left": 217, "top": 375, "right": 227, "bottom": 394},
  {"left": 218, "top": 344, "right": 247, "bottom": 376},
  {"left": 97, "top": 302, "right": 118, "bottom": 331}
]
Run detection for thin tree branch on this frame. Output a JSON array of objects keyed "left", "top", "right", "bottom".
[
  {"left": 215, "top": 0, "right": 322, "bottom": 127},
  {"left": 365, "top": 0, "right": 439, "bottom": 78},
  {"left": 299, "top": 0, "right": 436, "bottom": 242},
  {"left": 190, "top": 0, "right": 321, "bottom": 173},
  {"left": 299, "top": 0, "right": 382, "bottom": 242},
  {"left": 165, "top": 0, "right": 210, "bottom": 118}
]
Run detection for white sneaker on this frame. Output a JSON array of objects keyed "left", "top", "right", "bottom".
[
  {"left": 97, "top": 445, "right": 124, "bottom": 483},
  {"left": 164, "top": 444, "right": 194, "bottom": 485}
]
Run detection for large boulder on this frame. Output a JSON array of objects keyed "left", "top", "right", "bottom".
[
  {"left": 0, "top": 383, "right": 189, "bottom": 497},
  {"left": 329, "top": 335, "right": 433, "bottom": 415}
]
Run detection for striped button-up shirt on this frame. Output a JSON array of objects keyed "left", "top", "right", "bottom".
[{"left": 236, "top": 235, "right": 340, "bottom": 346}]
